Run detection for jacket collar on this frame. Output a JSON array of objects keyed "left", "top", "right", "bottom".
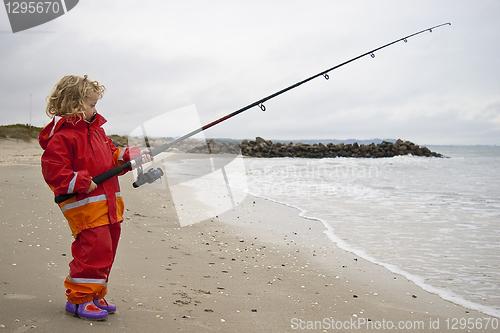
[{"left": 39, "top": 112, "right": 108, "bottom": 150}]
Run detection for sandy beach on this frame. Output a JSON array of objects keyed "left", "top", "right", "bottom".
[{"left": 0, "top": 139, "right": 497, "bottom": 332}]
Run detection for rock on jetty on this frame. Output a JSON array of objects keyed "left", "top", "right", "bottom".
[{"left": 238, "top": 137, "right": 442, "bottom": 158}]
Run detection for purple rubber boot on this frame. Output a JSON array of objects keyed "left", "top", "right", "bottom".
[
  {"left": 93, "top": 298, "right": 116, "bottom": 314},
  {"left": 65, "top": 300, "right": 108, "bottom": 320}
]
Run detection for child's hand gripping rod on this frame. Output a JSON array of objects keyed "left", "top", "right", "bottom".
[
  {"left": 53, "top": 156, "right": 137, "bottom": 204},
  {"left": 53, "top": 136, "right": 180, "bottom": 204},
  {"left": 53, "top": 22, "right": 451, "bottom": 205}
]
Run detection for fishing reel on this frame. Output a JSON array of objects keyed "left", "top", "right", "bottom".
[{"left": 133, "top": 166, "right": 164, "bottom": 188}]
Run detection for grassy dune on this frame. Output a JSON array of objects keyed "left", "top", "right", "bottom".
[{"left": 0, "top": 124, "right": 43, "bottom": 142}]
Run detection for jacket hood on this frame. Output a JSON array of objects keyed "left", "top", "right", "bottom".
[{"left": 38, "top": 113, "right": 107, "bottom": 150}]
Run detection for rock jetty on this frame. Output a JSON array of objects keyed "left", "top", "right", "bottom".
[
  {"left": 115, "top": 136, "right": 442, "bottom": 158},
  {"left": 237, "top": 137, "right": 442, "bottom": 158}
]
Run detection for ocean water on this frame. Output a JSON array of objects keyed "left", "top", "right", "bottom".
[{"left": 240, "top": 146, "right": 500, "bottom": 318}]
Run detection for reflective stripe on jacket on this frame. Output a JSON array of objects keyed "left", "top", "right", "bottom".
[{"left": 39, "top": 113, "right": 140, "bottom": 238}]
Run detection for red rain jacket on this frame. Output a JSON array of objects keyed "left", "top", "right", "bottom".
[{"left": 39, "top": 113, "right": 140, "bottom": 237}]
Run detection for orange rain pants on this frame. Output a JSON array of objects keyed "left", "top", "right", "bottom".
[{"left": 64, "top": 223, "right": 121, "bottom": 304}]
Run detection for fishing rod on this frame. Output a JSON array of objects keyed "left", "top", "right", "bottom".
[{"left": 54, "top": 22, "right": 451, "bottom": 204}]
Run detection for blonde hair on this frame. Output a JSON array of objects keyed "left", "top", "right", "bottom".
[{"left": 45, "top": 75, "right": 105, "bottom": 120}]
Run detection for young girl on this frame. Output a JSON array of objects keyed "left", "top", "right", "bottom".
[{"left": 39, "top": 75, "right": 150, "bottom": 320}]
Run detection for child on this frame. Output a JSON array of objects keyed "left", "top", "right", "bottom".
[{"left": 39, "top": 75, "right": 150, "bottom": 320}]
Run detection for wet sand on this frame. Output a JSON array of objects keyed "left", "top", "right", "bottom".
[{"left": 0, "top": 139, "right": 497, "bottom": 332}]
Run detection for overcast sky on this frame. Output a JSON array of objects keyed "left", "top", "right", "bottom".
[{"left": 1, "top": 0, "right": 499, "bottom": 145}]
